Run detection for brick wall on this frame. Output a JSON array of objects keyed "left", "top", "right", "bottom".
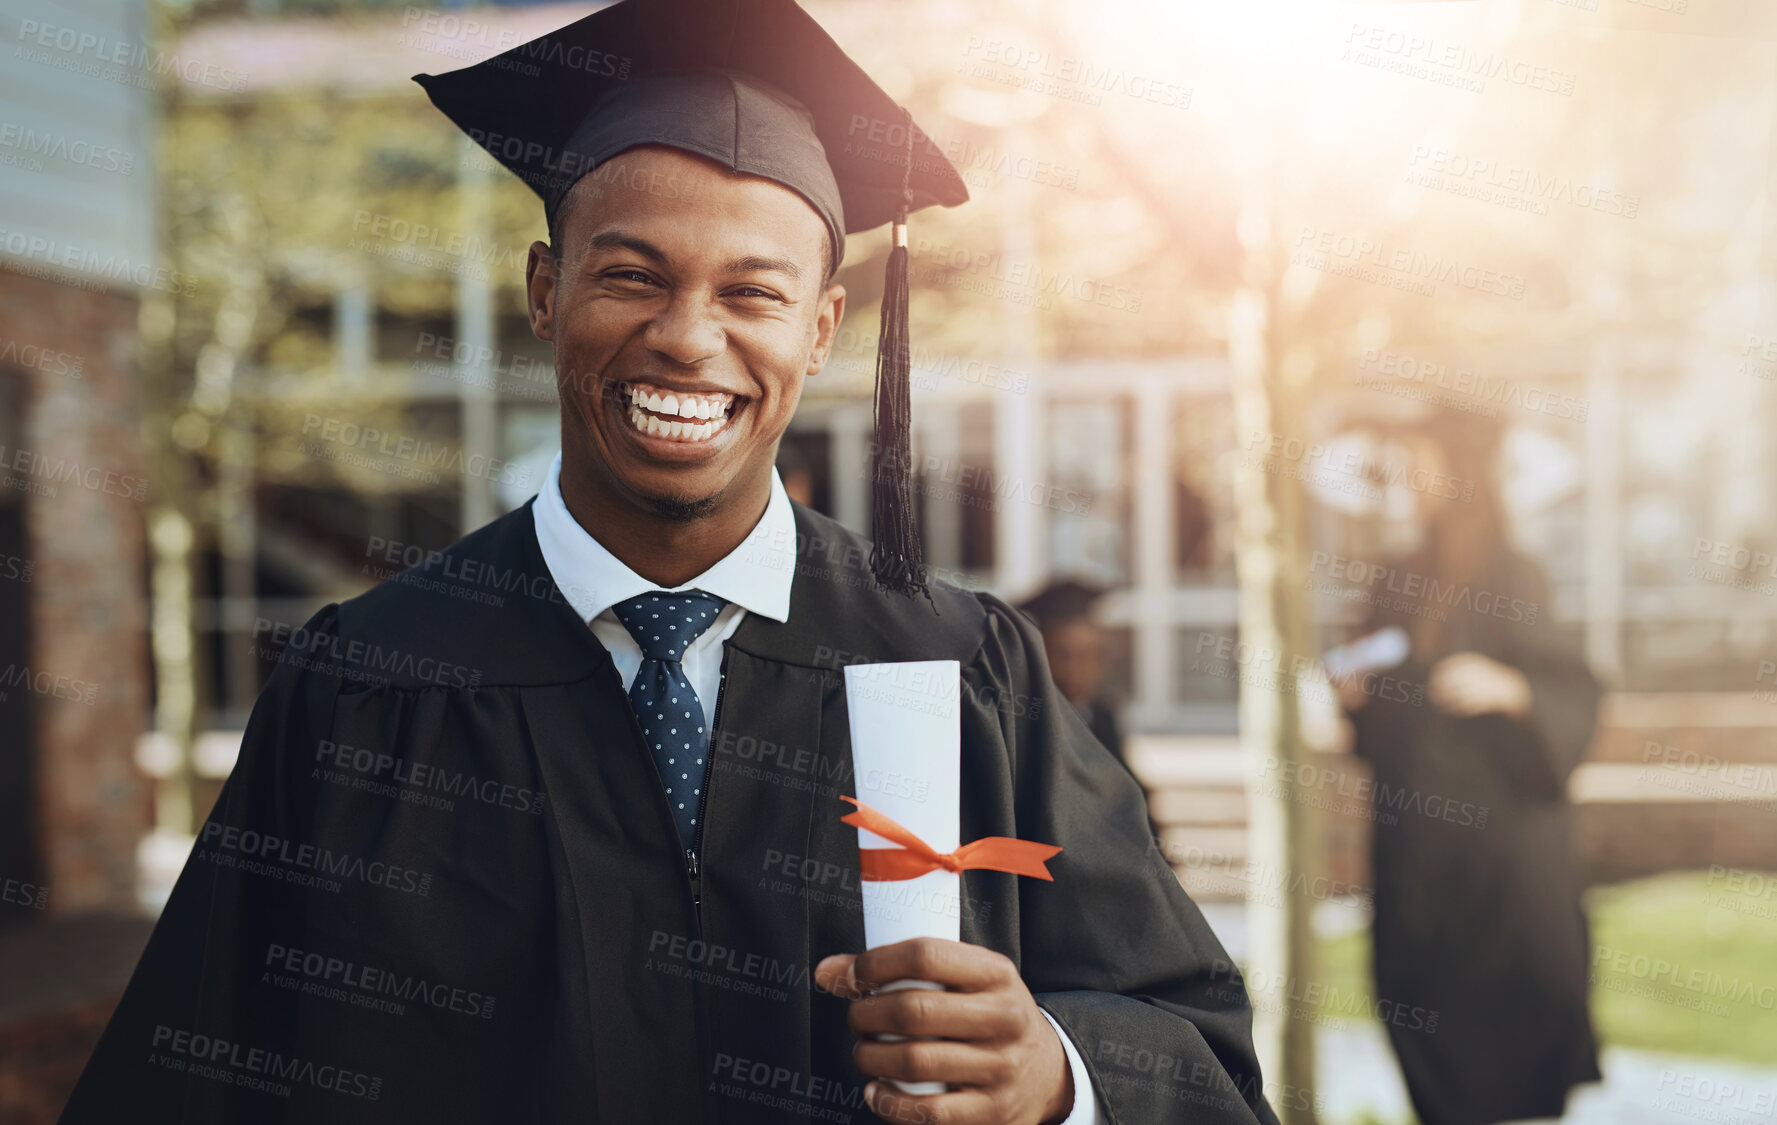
[{"left": 0, "top": 262, "right": 150, "bottom": 916}]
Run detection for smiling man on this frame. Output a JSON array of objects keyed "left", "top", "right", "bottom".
[{"left": 61, "top": 1, "right": 1276, "bottom": 1123}]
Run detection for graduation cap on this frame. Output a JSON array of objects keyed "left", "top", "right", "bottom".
[{"left": 413, "top": 0, "right": 970, "bottom": 599}]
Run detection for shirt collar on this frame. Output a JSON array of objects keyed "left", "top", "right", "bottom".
[{"left": 532, "top": 451, "right": 795, "bottom": 625}]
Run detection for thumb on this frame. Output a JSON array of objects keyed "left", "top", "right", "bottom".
[{"left": 814, "top": 953, "right": 860, "bottom": 997}]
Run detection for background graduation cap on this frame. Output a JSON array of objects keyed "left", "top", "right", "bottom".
[{"left": 414, "top": 0, "right": 970, "bottom": 599}]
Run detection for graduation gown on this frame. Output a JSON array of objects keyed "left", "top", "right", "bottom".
[
  {"left": 1346, "top": 545, "right": 1601, "bottom": 1125},
  {"left": 63, "top": 500, "right": 1277, "bottom": 1125}
]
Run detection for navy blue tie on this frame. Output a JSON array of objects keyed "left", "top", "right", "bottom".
[{"left": 611, "top": 590, "right": 729, "bottom": 853}]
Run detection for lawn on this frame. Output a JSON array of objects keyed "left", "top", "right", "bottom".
[{"left": 1311, "top": 869, "right": 1777, "bottom": 1066}]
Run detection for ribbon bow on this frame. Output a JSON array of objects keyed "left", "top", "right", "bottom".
[{"left": 840, "top": 796, "right": 1062, "bottom": 882}]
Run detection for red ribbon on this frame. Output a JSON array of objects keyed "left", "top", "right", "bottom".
[{"left": 840, "top": 796, "right": 1062, "bottom": 882}]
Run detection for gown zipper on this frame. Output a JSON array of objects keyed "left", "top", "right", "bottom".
[{"left": 685, "top": 643, "right": 730, "bottom": 928}]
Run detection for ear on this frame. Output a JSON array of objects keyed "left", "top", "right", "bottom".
[
  {"left": 805, "top": 282, "right": 847, "bottom": 377},
  {"left": 526, "top": 241, "right": 557, "bottom": 342}
]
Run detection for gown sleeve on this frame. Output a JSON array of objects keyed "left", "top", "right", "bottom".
[
  {"left": 1465, "top": 560, "right": 1601, "bottom": 803},
  {"left": 971, "top": 594, "right": 1282, "bottom": 1125},
  {"left": 60, "top": 604, "right": 349, "bottom": 1123}
]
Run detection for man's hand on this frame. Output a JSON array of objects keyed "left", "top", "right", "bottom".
[
  {"left": 814, "top": 937, "right": 1074, "bottom": 1125},
  {"left": 1428, "top": 652, "right": 1532, "bottom": 719}
]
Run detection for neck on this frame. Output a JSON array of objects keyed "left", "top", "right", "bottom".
[{"left": 559, "top": 458, "right": 773, "bottom": 589}]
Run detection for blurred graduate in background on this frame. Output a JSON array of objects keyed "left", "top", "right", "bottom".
[{"left": 1331, "top": 410, "right": 1602, "bottom": 1124}]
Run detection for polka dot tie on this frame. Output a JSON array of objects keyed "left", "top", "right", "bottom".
[{"left": 611, "top": 590, "right": 729, "bottom": 854}]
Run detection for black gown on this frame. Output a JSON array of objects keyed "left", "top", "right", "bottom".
[
  {"left": 62, "top": 500, "right": 1278, "bottom": 1124},
  {"left": 1346, "top": 545, "right": 1602, "bottom": 1125}
]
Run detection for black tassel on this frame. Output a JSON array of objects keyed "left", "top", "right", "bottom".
[{"left": 869, "top": 108, "right": 933, "bottom": 605}]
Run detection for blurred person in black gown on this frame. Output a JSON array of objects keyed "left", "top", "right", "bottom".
[
  {"left": 1018, "top": 581, "right": 1161, "bottom": 842},
  {"left": 1332, "top": 412, "right": 1601, "bottom": 1124},
  {"left": 1017, "top": 581, "right": 1124, "bottom": 761}
]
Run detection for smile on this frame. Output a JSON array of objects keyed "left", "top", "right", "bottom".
[{"left": 620, "top": 381, "right": 738, "bottom": 443}]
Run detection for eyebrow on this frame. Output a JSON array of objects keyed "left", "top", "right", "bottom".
[
  {"left": 725, "top": 255, "right": 802, "bottom": 281},
  {"left": 584, "top": 231, "right": 803, "bottom": 281},
  {"left": 586, "top": 231, "right": 667, "bottom": 264}
]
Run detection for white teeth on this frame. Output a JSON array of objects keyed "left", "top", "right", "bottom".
[{"left": 624, "top": 386, "right": 737, "bottom": 441}]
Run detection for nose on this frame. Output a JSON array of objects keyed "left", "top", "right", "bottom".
[{"left": 643, "top": 291, "right": 725, "bottom": 367}]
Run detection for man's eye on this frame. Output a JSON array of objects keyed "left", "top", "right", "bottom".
[
  {"left": 604, "top": 269, "right": 656, "bottom": 285},
  {"left": 729, "top": 286, "right": 784, "bottom": 301}
]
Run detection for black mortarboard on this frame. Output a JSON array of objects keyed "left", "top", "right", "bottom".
[{"left": 414, "top": 0, "right": 970, "bottom": 599}]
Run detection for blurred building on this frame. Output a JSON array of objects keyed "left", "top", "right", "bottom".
[{"left": 0, "top": 0, "right": 157, "bottom": 1115}]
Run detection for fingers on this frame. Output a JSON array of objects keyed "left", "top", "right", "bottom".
[
  {"left": 845, "top": 985, "right": 1021, "bottom": 1041},
  {"left": 852, "top": 938, "right": 1013, "bottom": 994},
  {"left": 853, "top": 1038, "right": 1012, "bottom": 1087}
]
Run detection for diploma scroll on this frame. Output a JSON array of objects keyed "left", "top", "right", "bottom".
[{"left": 843, "top": 660, "right": 961, "bottom": 1097}]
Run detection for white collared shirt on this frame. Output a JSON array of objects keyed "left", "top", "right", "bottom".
[
  {"left": 530, "top": 450, "right": 1097, "bottom": 1125},
  {"left": 532, "top": 451, "right": 794, "bottom": 728}
]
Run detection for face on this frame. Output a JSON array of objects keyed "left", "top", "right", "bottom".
[
  {"left": 527, "top": 145, "right": 844, "bottom": 520},
  {"left": 1041, "top": 618, "right": 1104, "bottom": 706}
]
